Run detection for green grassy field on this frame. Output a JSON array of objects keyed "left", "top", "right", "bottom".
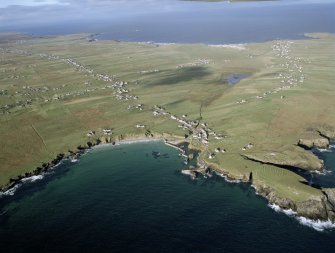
[{"left": 0, "top": 33, "right": 334, "bottom": 204}]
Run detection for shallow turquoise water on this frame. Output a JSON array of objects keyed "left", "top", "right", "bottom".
[{"left": 1, "top": 141, "right": 335, "bottom": 252}]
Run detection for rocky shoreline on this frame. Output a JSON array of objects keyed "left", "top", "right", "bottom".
[
  {"left": 184, "top": 138, "right": 335, "bottom": 224},
  {"left": 198, "top": 161, "right": 335, "bottom": 225},
  {"left": 0, "top": 134, "right": 191, "bottom": 194},
  {"left": 0, "top": 135, "right": 163, "bottom": 194},
  {"left": 1, "top": 135, "right": 335, "bottom": 228}
]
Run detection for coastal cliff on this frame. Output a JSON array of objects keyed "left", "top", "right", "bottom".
[
  {"left": 241, "top": 152, "right": 324, "bottom": 171},
  {"left": 253, "top": 182, "right": 335, "bottom": 221},
  {"left": 200, "top": 148, "right": 335, "bottom": 223},
  {"left": 2, "top": 134, "right": 335, "bottom": 225},
  {"left": 298, "top": 138, "right": 329, "bottom": 149}
]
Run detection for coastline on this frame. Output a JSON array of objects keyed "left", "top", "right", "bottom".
[
  {"left": 1, "top": 134, "right": 335, "bottom": 231},
  {"left": 0, "top": 134, "right": 185, "bottom": 196},
  {"left": 191, "top": 139, "right": 335, "bottom": 231}
]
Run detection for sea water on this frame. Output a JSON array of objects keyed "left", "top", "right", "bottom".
[
  {"left": 2, "top": 0, "right": 335, "bottom": 44},
  {"left": 1, "top": 141, "right": 335, "bottom": 253}
]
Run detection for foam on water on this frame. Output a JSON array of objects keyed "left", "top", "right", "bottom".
[
  {"left": 317, "top": 148, "right": 332, "bottom": 153},
  {"left": 268, "top": 203, "right": 335, "bottom": 232},
  {"left": 297, "top": 217, "right": 335, "bottom": 232},
  {"left": 21, "top": 175, "right": 44, "bottom": 183},
  {"left": 0, "top": 184, "right": 21, "bottom": 198},
  {"left": 312, "top": 169, "right": 331, "bottom": 175},
  {"left": 1, "top": 140, "right": 335, "bottom": 251},
  {"left": 215, "top": 172, "right": 241, "bottom": 183},
  {"left": 181, "top": 170, "right": 197, "bottom": 180},
  {"left": 0, "top": 175, "right": 45, "bottom": 198},
  {"left": 268, "top": 203, "right": 296, "bottom": 216}
]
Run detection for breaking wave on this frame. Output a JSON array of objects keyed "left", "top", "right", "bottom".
[
  {"left": 0, "top": 184, "right": 21, "bottom": 198},
  {"left": 268, "top": 203, "right": 335, "bottom": 232},
  {"left": 312, "top": 169, "right": 331, "bottom": 175},
  {"left": 317, "top": 148, "right": 332, "bottom": 153},
  {"left": 215, "top": 172, "right": 241, "bottom": 183},
  {"left": 0, "top": 175, "right": 45, "bottom": 198},
  {"left": 268, "top": 203, "right": 296, "bottom": 216},
  {"left": 21, "top": 175, "right": 44, "bottom": 183},
  {"left": 297, "top": 217, "right": 335, "bottom": 232},
  {"left": 181, "top": 170, "right": 195, "bottom": 177}
]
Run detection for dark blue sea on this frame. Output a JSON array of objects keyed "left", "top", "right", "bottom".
[{"left": 1, "top": 141, "right": 335, "bottom": 253}]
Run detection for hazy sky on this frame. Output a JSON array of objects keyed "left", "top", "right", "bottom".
[
  {"left": 0, "top": 0, "right": 179, "bottom": 28},
  {"left": 1, "top": 0, "right": 334, "bottom": 7}
]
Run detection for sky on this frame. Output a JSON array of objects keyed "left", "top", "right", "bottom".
[
  {"left": 0, "top": 0, "right": 64, "bottom": 7},
  {"left": 0, "top": 0, "right": 179, "bottom": 29},
  {"left": 1, "top": 0, "right": 334, "bottom": 7}
]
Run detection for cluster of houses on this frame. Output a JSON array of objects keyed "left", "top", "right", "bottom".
[
  {"left": 139, "top": 69, "right": 159, "bottom": 74},
  {"left": 0, "top": 99, "right": 33, "bottom": 114},
  {"left": 151, "top": 104, "right": 230, "bottom": 159},
  {"left": 41, "top": 54, "right": 116, "bottom": 84},
  {"left": 102, "top": 128, "right": 112, "bottom": 135},
  {"left": 236, "top": 99, "right": 247, "bottom": 104},
  {"left": 87, "top": 130, "right": 95, "bottom": 137},
  {"left": 176, "top": 58, "right": 212, "bottom": 69},
  {"left": 63, "top": 57, "right": 118, "bottom": 83},
  {"left": 39, "top": 53, "right": 60, "bottom": 61},
  {"left": 128, "top": 104, "right": 144, "bottom": 111},
  {"left": 63, "top": 58, "right": 94, "bottom": 75},
  {"left": 242, "top": 143, "right": 254, "bottom": 151},
  {"left": 0, "top": 90, "right": 8, "bottom": 96},
  {"left": 112, "top": 81, "right": 138, "bottom": 101},
  {"left": 41, "top": 52, "right": 139, "bottom": 102},
  {"left": 152, "top": 105, "right": 197, "bottom": 131},
  {"left": 1, "top": 47, "right": 146, "bottom": 114},
  {"left": 86, "top": 128, "right": 113, "bottom": 137},
  {"left": 236, "top": 40, "right": 306, "bottom": 104},
  {"left": 271, "top": 41, "right": 305, "bottom": 89},
  {"left": 115, "top": 94, "right": 138, "bottom": 101},
  {"left": 152, "top": 105, "right": 169, "bottom": 116},
  {"left": 23, "top": 85, "right": 50, "bottom": 93},
  {"left": 3, "top": 44, "right": 262, "bottom": 160},
  {"left": 4, "top": 48, "right": 31, "bottom": 57}
]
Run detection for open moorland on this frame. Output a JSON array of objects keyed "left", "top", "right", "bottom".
[{"left": 1, "top": 33, "right": 335, "bottom": 220}]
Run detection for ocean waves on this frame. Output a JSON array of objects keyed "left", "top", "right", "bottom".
[
  {"left": 268, "top": 203, "right": 335, "bottom": 232},
  {"left": 0, "top": 174, "right": 45, "bottom": 198}
]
